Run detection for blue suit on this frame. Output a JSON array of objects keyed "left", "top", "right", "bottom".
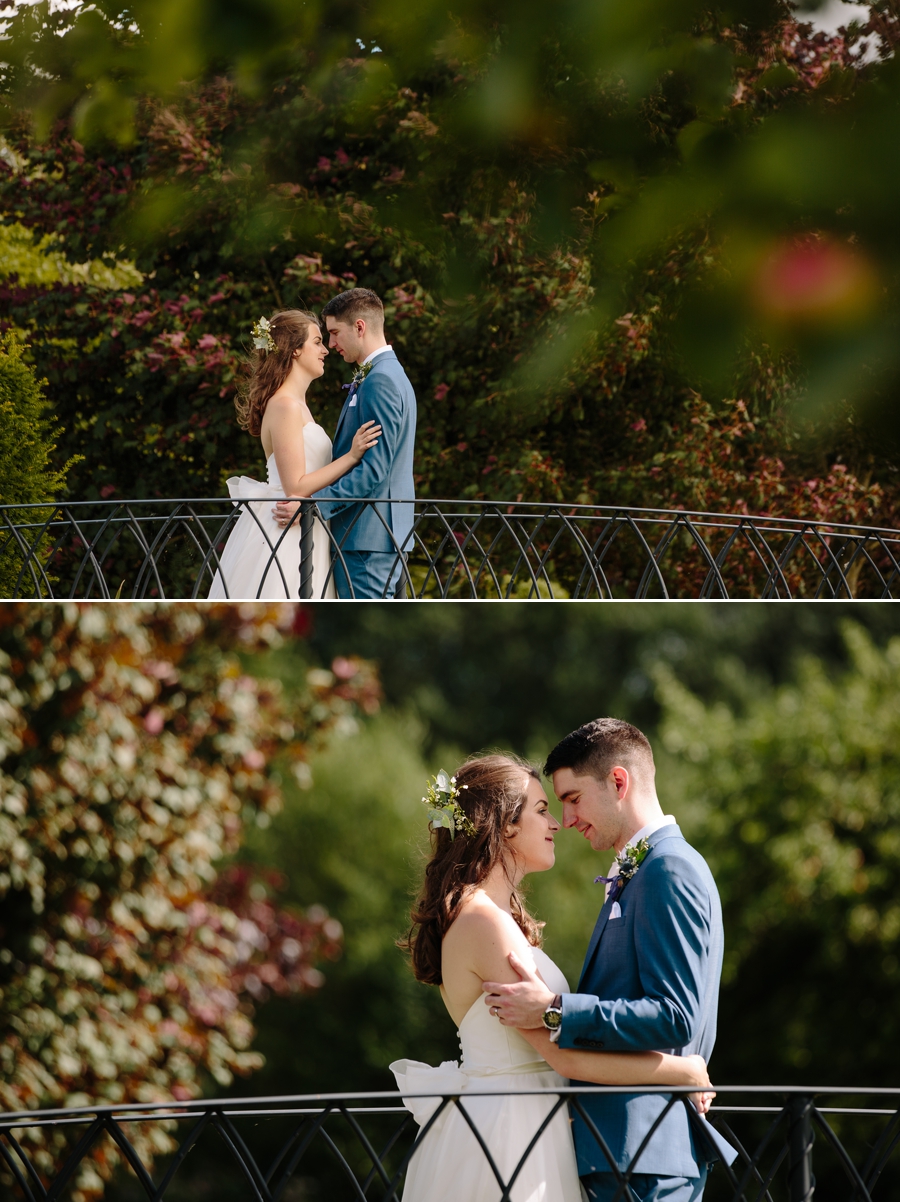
[
  {"left": 313, "top": 349, "right": 416, "bottom": 598},
  {"left": 561, "top": 825, "right": 736, "bottom": 1193}
]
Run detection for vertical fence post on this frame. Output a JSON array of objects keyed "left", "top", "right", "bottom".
[
  {"left": 788, "top": 1094, "right": 815, "bottom": 1202},
  {"left": 299, "top": 502, "right": 314, "bottom": 599}
]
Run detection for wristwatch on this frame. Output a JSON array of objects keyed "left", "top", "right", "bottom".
[{"left": 541, "top": 994, "right": 563, "bottom": 1032}]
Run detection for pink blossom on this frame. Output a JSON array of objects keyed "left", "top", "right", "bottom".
[
  {"left": 143, "top": 707, "right": 165, "bottom": 734},
  {"left": 434, "top": 383, "right": 450, "bottom": 401}
]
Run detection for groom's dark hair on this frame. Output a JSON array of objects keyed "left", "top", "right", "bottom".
[
  {"left": 544, "top": 718, "right": 655, "bottom": 784},
  {"left": 322, "top": 288, "right": 384, "bottom": 330}
]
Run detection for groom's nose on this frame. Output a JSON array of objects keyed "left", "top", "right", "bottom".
[{"left": 561, "top": 803, "right": 577, "bottom": 827}]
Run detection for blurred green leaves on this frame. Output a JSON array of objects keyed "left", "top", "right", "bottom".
[
  {"left": 658, "top": 619, "right": 900, "bottom": 1081},
  {"left": 5, "top": 0, "right": 900, "bottom": 488}
]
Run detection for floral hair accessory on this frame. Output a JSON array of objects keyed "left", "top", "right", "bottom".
[
  {"left": 423, "top": 770, "right": 475, "bottom": 839},
  {"left": 251, "top": 316, "right": 276, "bottom": 353}
]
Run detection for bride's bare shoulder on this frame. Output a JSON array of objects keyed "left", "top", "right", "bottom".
[{"left": 445, "top": 891, "right": 526, "bottom": 948}]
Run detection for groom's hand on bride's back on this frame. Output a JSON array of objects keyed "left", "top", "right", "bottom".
[{"left": 482, "top": 951, "right": 555, "bottom": 1028}]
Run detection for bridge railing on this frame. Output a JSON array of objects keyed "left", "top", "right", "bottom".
[
  {"left": 1, "top": 495, "right": 899, "bottom": 599},
  {"left": 1, "top": 1085, "right": 898, "bottom": 1201}
]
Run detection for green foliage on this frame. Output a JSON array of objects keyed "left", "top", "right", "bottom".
[
  {"left": 0, "top": 333, "right": 73, "bottom": 505},
  {"left": 657, "top": 620, "right": 900, "bottom": 1083},
  {"left": 1, "top": 5, "right": 896, "bottom": 517},
  {"left": 0, "top": 603, "right": 377, "bottom": 1199},
  {"left": 0, "top": 220, "right": 143, "bottom": 289},
  {"left": 0, "top": 334, "right": 81, "bottom": 596},
  {"left": 241, "top": 710, "right": 456, "bottom": 1094}
]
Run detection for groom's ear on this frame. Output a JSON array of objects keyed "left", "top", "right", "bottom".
[{"left": 610, "top": 766, "right": 629, "bottom": 798}]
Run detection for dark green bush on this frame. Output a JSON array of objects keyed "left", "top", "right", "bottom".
[{"left": 0, "top": 333, "right": 79, "bottom": 595}]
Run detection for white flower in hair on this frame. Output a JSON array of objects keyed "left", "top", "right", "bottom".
[{"left": 251, "top": 316, "right": 276, "bottom": 352}]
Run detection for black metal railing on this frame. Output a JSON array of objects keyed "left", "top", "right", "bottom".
[
  {"left": 1, "top": 1086, "right": 899, "bottom": 1202},
  {"left": 2, "top": 495, "right": 899, "bottom": 599}
]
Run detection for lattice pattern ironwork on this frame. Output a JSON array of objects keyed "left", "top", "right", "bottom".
[
  {"left": 1, "top": 1087, "right": 899, "bottom": 1202},
  {"left": 1, "top": 496, "right": 899, "bottom": 599}
]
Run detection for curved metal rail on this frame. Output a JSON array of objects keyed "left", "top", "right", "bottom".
[
  {"left": 1, "top": 1086, "right": 899, "bottom": 1201},
  {"left": 1, "top": 496, "right": 899, "bottom": 599}
]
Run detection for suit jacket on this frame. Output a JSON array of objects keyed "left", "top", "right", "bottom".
[
  {"left": 313, "top": 349, "right": 416, "bottom": 553},
  {"left": 560, "top": 824, "right": 736, "bottom": 1178}
]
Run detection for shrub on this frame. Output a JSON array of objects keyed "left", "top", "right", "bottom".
[{"left": 0, "top": 333, "right": 81, "bottom": 595}]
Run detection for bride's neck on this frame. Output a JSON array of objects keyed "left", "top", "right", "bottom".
[
  {"left": 278, "top": 364, "right": 312, "bottom": 403},
  {"left": 480, "top": 860, "right": 522, "bottom": 914}
]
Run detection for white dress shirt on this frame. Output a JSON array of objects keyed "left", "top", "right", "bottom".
[
  {"left": 615, "top": 814, "right": 677, "bottom": 861},
  {"left": 361, "top": 343, "right": 392, "bottom": 366}
]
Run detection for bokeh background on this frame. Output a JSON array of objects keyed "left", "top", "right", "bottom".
[
  {"left": 3, "top": 602, "right": 897, "bottom": 1198},
  {"left": 3, "top": 2, "right": 900, "bottom": 531}
]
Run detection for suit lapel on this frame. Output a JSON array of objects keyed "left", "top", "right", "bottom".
[
  {"left": 333, "top": 350, "right": 400, "bottom": 447},
  {"left": 333, "top": 392, "right": 354, "bottom": 447},
  {"left": 576, "top": 825, "right": 683, "bottom": 990},
  {"left": 578, "top": 898, "right": 614, "bottom": 991}
]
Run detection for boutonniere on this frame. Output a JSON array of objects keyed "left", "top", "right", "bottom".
[
  {"left": 594, "top": 836, "right": 651, "bottom": 892},
  {"left": 342, "top": 360, "right": 374, "bottom": 394},
  {"left": 352, "top": 360, "right": 374, "bottom": 388},
  {"left": 617, "top": 836, "right": 651, "bottom": 881}
]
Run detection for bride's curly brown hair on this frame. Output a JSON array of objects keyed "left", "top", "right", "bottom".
[
  {"left": 234, "top": 309, "right": 321, "bottom": 437},
  {"left": 401, "top": 753, "right": 545, "bottom": 987}
]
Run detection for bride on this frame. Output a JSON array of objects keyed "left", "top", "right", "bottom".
[
  {"left": 208, "top": 309, "right": 380, "bottom": 599},
  {"left": 392, "top": 755, "right": 711, "bottom": 1202}
]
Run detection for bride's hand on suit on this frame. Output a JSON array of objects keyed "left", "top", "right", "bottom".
[{"left": 350, "top": 420, "right": 381, "bottom": 461}]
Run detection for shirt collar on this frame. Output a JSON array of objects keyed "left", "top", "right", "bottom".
[
  {"left": 361, "top": 344, "right": 392, "bottom": 367},
  {"left": 616, "top": 815, "right": 676, "bottom": 861}
]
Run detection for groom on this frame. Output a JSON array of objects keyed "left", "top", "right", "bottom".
[
  {"left": 294, "top": 287, "right": 416, "bottom": 598},
  {"left": 484, "top": 718, "right": 736, "bottom": 1202}
]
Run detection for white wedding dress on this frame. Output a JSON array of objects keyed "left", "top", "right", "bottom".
[
  {"left": 391, "top": 947, "right": 583, "bottom": 1202},
  {"left": 207, "top": 423, "right": 336, "bottom": 600}
]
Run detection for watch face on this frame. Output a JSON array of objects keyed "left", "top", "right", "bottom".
[{"left": 543, "top": 1009, "right": 562, "bottom": 1030}]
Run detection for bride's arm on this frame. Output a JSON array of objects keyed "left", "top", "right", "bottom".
[
  {"left": 268, "top": 398, "right": 381, "bottom": 497},
  {"left": 515, "top": 1026, "right": 710, "bottom": 1088}
]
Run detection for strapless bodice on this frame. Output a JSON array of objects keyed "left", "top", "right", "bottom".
[
  {"left": 456, "top": 947, "right": 569, "bottom": 1077},
  {"left": 391, "top": 947, "right": 570, "bottom": 1130},
  {"left": 266, "top": 422, "right": 333, "bottom": 489}
]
